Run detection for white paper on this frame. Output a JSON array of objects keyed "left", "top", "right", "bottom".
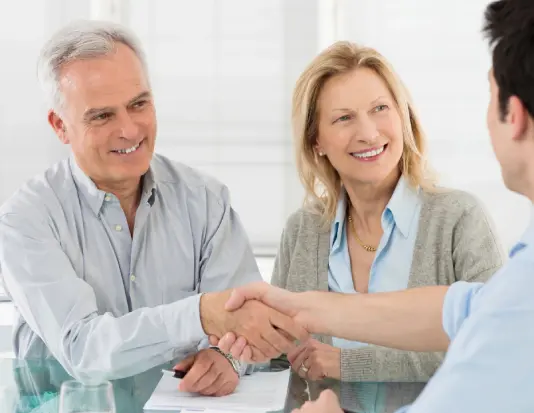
[
  {"left": 143, "top": 369, "right": 290, "bottom": 412},
  {"left": 181, "top": 410, "right": 236, "bottom": 413}
]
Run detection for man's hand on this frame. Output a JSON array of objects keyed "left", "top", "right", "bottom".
[
  {"left": 200, "top": 287, "right": 309, "bottom": 362},
  {"left": 224, "top": 282, "right": 318, "bottom": 332},
  {"left": 173, "top": 349, "right": 239, "bottom": 396},
  {"left": 206, "top": 282, "right": 316, "bottom": 363},
  {"left": 291, "top": 389, "right": 343, "bottom": 413},
  {"left": 224, "top": 282, "right": 307, "bottom": 321},
  {"left": 209, "top": 331, "right": 252, "bottom": 362},
  {"left": 288, "top": 339, "right": 340, "bottom": 381}
]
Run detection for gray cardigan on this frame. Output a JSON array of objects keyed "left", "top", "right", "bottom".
[{"left": 271, "top": 189, "right": 505, "bottom": 382}]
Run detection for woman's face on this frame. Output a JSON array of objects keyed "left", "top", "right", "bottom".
[{"left": 315, "top": 67, "right": 404, "bottom": 186}]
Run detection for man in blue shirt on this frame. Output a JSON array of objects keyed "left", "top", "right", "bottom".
[
  {"left": 0, "top": 19, "right": 307, "bottom": 394},
  {"left": 215, "top": 0, "right": 534, "bottom": 410}
]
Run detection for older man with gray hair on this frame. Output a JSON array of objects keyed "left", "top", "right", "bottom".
[{"left": 0, "top": 20, "right": 306, "bottom": 394}]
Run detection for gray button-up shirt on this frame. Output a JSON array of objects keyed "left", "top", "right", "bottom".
[{"left": 0, "top": 154, "right": 261, "bottom": 382}]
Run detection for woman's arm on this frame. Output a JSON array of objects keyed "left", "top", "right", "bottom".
[{"left": 340, "top": 346, "right": 443, "bottom": 382}]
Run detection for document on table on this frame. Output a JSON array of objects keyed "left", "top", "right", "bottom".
[{"left": 143, "top": 369, "right": 291, "bottom": 412}]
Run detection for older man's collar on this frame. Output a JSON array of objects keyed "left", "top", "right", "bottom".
[
  {"left": 69, "top": 156, "right": 106, "bottom": 215},
  {"left": 142, "top": 166, "right": 157, "bottom": 206},
  {"left": 69, "top": 156, "right": 158, "bottom": 215}
]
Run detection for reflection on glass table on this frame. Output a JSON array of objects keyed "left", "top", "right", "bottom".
[{"left": 0, "top": 356, "right": 425, "bottom": 413}]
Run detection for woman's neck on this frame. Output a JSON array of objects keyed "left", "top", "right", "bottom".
[{"left": 344, "top": 169, "right": 400, "bottom": 234}]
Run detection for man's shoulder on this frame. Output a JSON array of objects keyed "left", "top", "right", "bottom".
[
  {"left": 0, "top": 159, "right": 74, "bottom": 220},
  {"left": 151, "top": 154, "right": 230, "bottom": 204}
]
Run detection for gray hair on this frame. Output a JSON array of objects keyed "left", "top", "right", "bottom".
[{"left": 37, "top": 19, "right": 149, "bottom": 113}]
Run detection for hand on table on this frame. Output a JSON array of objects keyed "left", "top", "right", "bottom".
[
  {"left": 173, "top": 348, "right": 238, "bottom": 396},
  {"left": 288, "top": 339, "right": 341, "bottom": 381},
  {"left": 209, "top": 334, "right": 341, "bottom": 381}
]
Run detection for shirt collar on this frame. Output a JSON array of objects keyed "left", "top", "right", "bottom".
[
  {"left": 510, "top": 204, "right": 534, "bottom": 257},
  {"left": 330, "top": 175, "right": 421, "bottom": 249},
  {"left": 331, "top": 190, "right": 348, "bottom": 251},
  {"left": 385, "top": 176, "right": 421, "bottom": 238},
  {"left": 69, "top": 155, "right": 157, "bottom": 216}
]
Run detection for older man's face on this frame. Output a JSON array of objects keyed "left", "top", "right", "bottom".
[{"left": 51, "top": 43, "right": 157, "bottom": 188}]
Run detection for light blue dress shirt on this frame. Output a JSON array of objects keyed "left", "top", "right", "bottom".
[
  {"left": 329, "top": 176, "right": 422, "bottom": 348},
  {"left": 0, "top": 154, "right": 261, "bottom": 382},
  {"left": 395, "top": 206, "right": 534, "bottom": 413}
]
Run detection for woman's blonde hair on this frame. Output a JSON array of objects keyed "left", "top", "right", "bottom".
[{"left": 293, "top": 41, "right": 436, "bottom": 227}]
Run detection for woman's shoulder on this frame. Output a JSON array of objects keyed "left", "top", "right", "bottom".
[
  {"left": 420, "top": 187, "right": 487, "bottom": 217},
  {"left": 283, "top": 206, "right": 327, "bottom": 236}
]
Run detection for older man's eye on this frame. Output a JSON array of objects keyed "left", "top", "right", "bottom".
[
  {"left": 94, "top": 113, "right": 112, "bottom": 121},
  {"left": 132, "top": 100, "right": 147, "bottom": 109}
]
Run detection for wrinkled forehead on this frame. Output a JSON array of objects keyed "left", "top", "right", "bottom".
[
  {"left": 317, "top": 68, "right": 395, "bottom": 113},
  {"left": 58, "top": 44, "right": 150, "bottom": 109}
]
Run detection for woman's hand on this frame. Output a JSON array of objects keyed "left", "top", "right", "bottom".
[{"left": 288, "top": 339, "right": 341, "bottom": 381}]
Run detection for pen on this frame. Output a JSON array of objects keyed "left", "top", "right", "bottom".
[{"left": 161, "top": 369, "right": 187, "bottom": 379}]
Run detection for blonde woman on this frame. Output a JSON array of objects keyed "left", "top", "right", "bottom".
[{"left": 215, "top": 41, "right": 505, "bottom": 383}]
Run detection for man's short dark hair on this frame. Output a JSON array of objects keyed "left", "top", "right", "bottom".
[{"left": 483, "top": 0, "right": 534, "bottom": 121}]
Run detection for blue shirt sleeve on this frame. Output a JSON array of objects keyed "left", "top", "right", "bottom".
[
  {"left": 441, "top": 281, "right": 484, "bottom": 341},
  {"left": 395, "top": 244, "right": 534, "bottom": 413}
]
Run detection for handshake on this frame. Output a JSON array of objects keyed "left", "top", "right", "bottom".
[{"left": 199, "top": 281, "right": 316, "bottom": 363}]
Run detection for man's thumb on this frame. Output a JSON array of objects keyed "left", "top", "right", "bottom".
[
  {"left": 174, "top": 354, "right": 195, "bottom": 372},
  {"left": 225, "top": 288, "right": 247, "bottom": 311}
]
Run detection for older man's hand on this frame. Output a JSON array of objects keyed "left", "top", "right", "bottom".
[
  {"left": 200, "top": 287, "right": 309, "bottom": 362},
  {"left": 292, "top": 389, "right": 343, "bottom": 413},
  {"left": 206, "top": 282, "right": 319, "bottom": 362},
  {"left": 174, "top": 349, "right": 239, "bottom": 396}
]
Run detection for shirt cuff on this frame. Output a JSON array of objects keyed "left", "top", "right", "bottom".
[
  {"left": 161, "top": 294, "right": 206, "bottom": 350},
  {"left": 442, "top": 281, "right": 484, "bottom": 341}
]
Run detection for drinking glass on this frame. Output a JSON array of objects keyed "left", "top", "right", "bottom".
[{"left": 59, "top": 380, "right": 115, "bottom": 413}]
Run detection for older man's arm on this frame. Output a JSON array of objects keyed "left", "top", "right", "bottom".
[
  {"left": 0, "top": 212, "right": 209, "bottom": 382},
  {"left": 0, "top": 211, "right": 305, "bottom": 383}
]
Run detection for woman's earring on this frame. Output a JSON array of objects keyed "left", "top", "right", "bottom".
[{"left": 318, "top": 151, "right": 324, "bottom": 156}]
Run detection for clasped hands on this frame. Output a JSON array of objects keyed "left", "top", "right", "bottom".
[{"left": 200, "top": 282, "right": 341, "bottom": 381}]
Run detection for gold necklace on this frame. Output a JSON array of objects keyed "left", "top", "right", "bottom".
[{"left": 347, "top": 214, "right": 377, "bottom": 252}]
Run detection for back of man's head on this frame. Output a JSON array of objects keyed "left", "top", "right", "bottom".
[{"left": 484, "top": 0, "right": 534, "bottom": 121}]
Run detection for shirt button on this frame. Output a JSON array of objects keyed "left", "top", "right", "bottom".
[
  {"left": 115, "top": 224, "right": 123, "bottom": 232},
  {"left": 130, "top": 274, "right": 136, "bottom": 282},
  {"left": 104, "top": 194, "right": 112, "bottom": 201}
]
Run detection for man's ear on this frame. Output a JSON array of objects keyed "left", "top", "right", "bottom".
[
  {"left": 47, "top": 110, "right": 69, "bottom": 144},
  {"left": 507, "top": 96, "right": 529, "bottom": 143}
]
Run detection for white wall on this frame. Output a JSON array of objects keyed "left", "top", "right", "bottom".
[
  {"left": 337, "top": 0, "right": 531, "bottom": 250},
  {"left": 1, "top": 1, "right": 529, "bottom": 256},
  {"left": 0, "top": 0, "right": 89, "bottom": 204},
  {"left": 121, "top": 0, "right": 324, "bottom": 252}
]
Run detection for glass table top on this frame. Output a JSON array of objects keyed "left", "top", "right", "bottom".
[{"left": 0, "top": 356, "right": 426, "bottom": 412}]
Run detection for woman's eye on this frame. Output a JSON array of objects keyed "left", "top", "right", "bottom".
[{"left": 374, "top": 104, "right": 389, "bottom": 112}]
